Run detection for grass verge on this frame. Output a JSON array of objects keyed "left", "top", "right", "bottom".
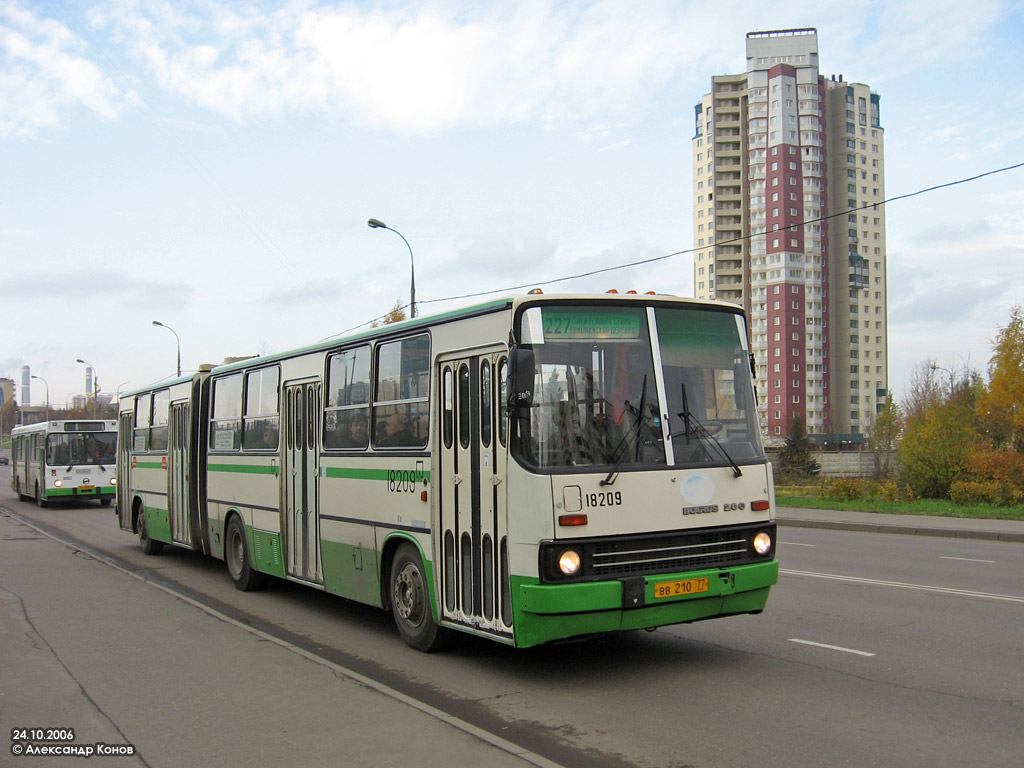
[{"left": 776, "top": 490, "right": 1024, "bottom": 521}]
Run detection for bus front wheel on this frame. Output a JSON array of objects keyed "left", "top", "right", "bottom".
[
  {"left": 35, "top": 483, "right": 48, "bottom": 509},
  {"left": 225, "top": 516, "right": 265, "bottom": 592},
  {"left": 389, "top": 543, "right": 448, "bottom": 652}
]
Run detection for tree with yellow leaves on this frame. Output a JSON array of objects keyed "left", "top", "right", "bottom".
[{"left": 976, "top": 305, "right": 1024, "bottom": 453}]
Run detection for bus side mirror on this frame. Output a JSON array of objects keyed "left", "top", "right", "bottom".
[{"left": 507, "top": 348, "right": 535, "bottom": 415}]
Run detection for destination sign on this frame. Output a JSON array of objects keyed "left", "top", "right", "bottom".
[{"left": 541, "top": 310, "right": 642, "bottom": 340}]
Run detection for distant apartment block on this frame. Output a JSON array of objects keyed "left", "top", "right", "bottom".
[{"left": 692, "top": 28, "right": 888, "bottom": 440}]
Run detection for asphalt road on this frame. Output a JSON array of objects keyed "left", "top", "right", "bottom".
[{"left": 1, "top": 468, "right": 1022, "bottom": 768}]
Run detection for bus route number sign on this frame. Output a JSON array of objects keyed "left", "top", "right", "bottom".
[
  {"left": 541, "top": 310, "right": 641, "bottom": 340},
  {"left": 653, "top": 576, "right": 710, "bottom": 599}
]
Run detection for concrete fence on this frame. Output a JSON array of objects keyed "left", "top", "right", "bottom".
[{"left": 815, "top": 451, "right": 895, "bottom": 478}]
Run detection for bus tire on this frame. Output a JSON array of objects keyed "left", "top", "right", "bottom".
[
  {"left": 100, "top": 498, "right": 112, "bottom": 507},
  {"left": 225, "top": 515, "right": 266, "bottom": 592},
  {"left": 138, "top": 509, "right": 164, "bottom": 556},
  {"left": 35, "top": 483, "right": 49, "bottom": 508},
  {"left": 389, "top": 542, "right": 448, "bottom": 652}
]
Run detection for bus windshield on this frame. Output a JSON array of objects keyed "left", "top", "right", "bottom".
[
  {"left": 46, "top": 432, "right": 117, "bottom": 466},
  {"left": 513, "top": 303, "right": 764, "bottom": 471}
]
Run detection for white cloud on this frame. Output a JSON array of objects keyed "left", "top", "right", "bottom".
[
  {"left": 0, "top": 2, "right": 123, "bottom": 137},
  {"left": 75, "top": 0, "right": 840, "bottom": 133}
]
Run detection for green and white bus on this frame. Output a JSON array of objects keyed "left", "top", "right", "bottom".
[
  {"left": 12, "top": 420, "right": 118, "bottom": 507},
  {"left": 117, "top": 293, "right": 778, "bottom": 650}
]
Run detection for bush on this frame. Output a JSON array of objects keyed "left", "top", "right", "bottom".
[
  {"left": 965, "top": 446, "right": 1024, "bottom": 488},
  {"left": 820, "top": 477, "right": 867, "bottom": 502},
  {"left": 949, "top": 480, "right": 1021, "bottom": 507},
  {"left": 878, "top": 480, "right": 916, "bottom": 503}
]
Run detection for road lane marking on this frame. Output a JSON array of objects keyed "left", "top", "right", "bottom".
[
  {"left": 939, "top": 556, "right": 995, "bottom": 564},
  {"left": 780, "top": 541, "right": 816, "bottom": 547},
  {"left": 788, "top": 639, "right": 875, "bottom": 657},
  {"left": 781, "top": 569, "right": 1024, "bottom": 604}
]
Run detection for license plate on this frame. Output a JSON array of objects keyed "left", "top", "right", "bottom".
[
  {"left": 654, "top": 577, "right": 710, "bottom": 599},
  {"left": 78, "top": 484, "right": 95, "bottom": 492}
]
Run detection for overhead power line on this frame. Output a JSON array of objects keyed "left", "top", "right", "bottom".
[{"left": 410, "top": 159, "right": 1024, "bottom": 308}]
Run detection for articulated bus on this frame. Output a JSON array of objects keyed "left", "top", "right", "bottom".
[
  {"left": 117, "top": 293, "right": 778, "bottom": 650},
  {"left": 12, "top": 420, "right": 118, "bottom": 507}
]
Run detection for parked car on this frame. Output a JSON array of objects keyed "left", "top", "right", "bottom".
[{"left": 0, "top": 454, "right": 9, "bottom": 465}]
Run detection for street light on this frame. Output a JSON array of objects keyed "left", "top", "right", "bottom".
[
  {"left": 76, "top": 358, "right": 99, "bottom": 417},
  {"left": 367, "top": 217, "right": 416, "bottom": 318},
  {"left": 152, "top": 320, "right": 182, "bottom": 377},
  {"left": 31, "top": 375, "right": 50, "bottom": 422}
]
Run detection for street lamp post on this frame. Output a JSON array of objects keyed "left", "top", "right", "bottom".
[
  {"left": 31, "top": 375, "right": 50, "bottom": 422},
  {"left": 152, "top": 320, "right": 182, "bottom": 377},
  {"left": 76, "top": 358, "right": 99, "bottom": 417},
  {"left": 367, "top": 218, "right": 416, "bottom": 318}
]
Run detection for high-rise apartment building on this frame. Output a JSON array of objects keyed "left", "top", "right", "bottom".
[{"left": 692, "top": 28, "right": 888, "bottom": 440}]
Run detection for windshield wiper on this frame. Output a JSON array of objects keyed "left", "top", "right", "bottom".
[
  {"left": 601, "top": 376, "right": 648, "bottom": 486},
  {"left": 671, "top": 384, "right": 742, "bottom": 478}
]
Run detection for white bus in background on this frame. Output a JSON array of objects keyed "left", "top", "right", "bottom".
[
  {"left": 117, "top": 292, "right": 778, "bottom": 650},
  {"left": 11, "top": 420, "right": 118, "bottom": 507}
]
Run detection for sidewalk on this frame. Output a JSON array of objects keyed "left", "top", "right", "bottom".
[
  {"left": 0, "top": 511, "right": 559, "bottom": 768},
  {"left": 777, "top": 505, "right": 1024, "bottom": 543}
]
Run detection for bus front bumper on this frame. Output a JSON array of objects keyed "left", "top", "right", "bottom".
[
  {"left": 47, "top": 485, "right": 116, "bottom": 499},
  {"left": 512, "top": 559, "right": 779, "bottom": 648}
]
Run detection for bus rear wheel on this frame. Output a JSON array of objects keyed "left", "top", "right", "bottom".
[
  {"left": 225, "top": 516, "right": 266, "bottom": 592},
  {"left": 389, "top": 543, "right": 448, "bottom": 652},
  {"left": 138, "top": 510, "right": 164, "bottom": 556}
]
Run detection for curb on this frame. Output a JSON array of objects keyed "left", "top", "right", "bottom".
[{"left": 778, "top": 517, "right": 1024, "bottom": 544}]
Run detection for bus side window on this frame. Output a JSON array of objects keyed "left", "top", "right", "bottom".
[
  {"left": 242, "top": 367, "right": 281, "bottom": 451},
  {"left": 210, "top": 374, "right": 242, "bottom": 451},
  {"left": 373, "top": 335, "right": 430, "bottom": 449},
  {"left": 324, "top": 347, "right": 370, "bottom": 450},
  {"left": 150, "top": 389, "right": 170, "bottom": 452},
  {"left": 134, "top": 394, "right": 152, "bottom": 452}
]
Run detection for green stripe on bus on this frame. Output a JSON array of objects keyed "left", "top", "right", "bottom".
[
  {"left": 134, "top": 462, "right": 163, "bottom": 469},
  {"left": 322, "top": 467, "right": 431, "bottom": 482},
  {"left": 45, "top": 487, "right": 114, "bottom": 497},
  {"left": 208, "top": 463, "right": 279, "bottom": 475}
]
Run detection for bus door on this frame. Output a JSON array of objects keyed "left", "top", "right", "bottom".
[
  {"left": 117, "top": 412, "right": 133, "bottom": 529},
  {"left": 437, "top": 349, "right": 512, "bottom": 636},
  {"left": 282, "top": 380, "right": 323, "bottom": 584},
  {"left": 168, "top": 402, "right": 191, "bottom": 546}
]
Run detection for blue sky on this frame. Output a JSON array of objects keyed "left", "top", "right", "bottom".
[{"left": 3, "top": 0, "right": 1023, "bottom": 413}]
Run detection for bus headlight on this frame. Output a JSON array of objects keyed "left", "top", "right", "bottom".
[
  {"left": 558, "top": 549, "right": 582, "bottom": 576},
  {"left": 752, "top": 531, "right": 772, "bottom": 555},
  {"left": 54, "top": 479, "right": 63, "bottom": 488},
  {"left": 110, "top": 477, "right": 117, "bottom": 486}
]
